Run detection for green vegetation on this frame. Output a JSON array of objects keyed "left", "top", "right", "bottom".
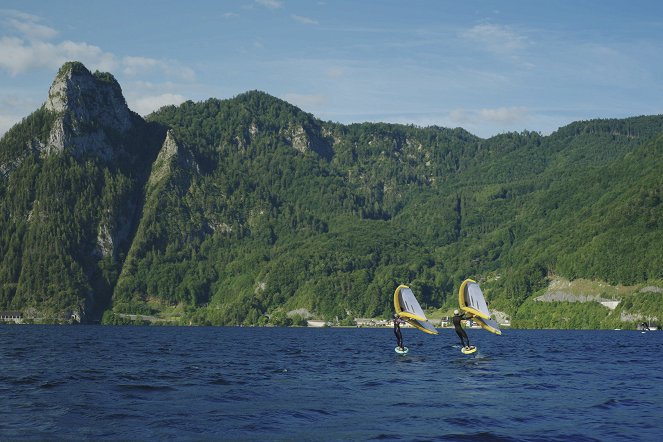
[
  {"left": 512, "top": 299, "right": 626, "bottom": 329},
  {"left": 1, "top": 62, "right": 662, "bottom": 327}
]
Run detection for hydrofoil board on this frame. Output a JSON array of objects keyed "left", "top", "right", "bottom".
[{"left": 461, "top": 346, "right": 477, "bottom": 354}]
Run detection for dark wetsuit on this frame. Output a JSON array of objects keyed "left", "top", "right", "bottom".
[
  {"left": 452, "top": 313, "right": 470, "bottom": 347},
  {"left": 394, "top": 317, "right": 405, "bottom": 349}
]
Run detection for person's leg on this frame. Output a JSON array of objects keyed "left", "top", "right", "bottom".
[
  {"left": 455, "top": 329, "right": 465, "bottom": 346},
  {"left": 461, "top": 329, "right": 470, "bottom": 347}
]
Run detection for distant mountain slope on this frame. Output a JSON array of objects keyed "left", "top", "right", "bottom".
[{"left": 1, "top": 61, "right": 662, "bottom": 326}]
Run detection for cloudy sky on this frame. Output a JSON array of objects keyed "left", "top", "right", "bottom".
[{"left": 1, "top": 0, "right": 662, "bottom": 138}]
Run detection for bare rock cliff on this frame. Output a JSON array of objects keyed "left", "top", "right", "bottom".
[{"left": 43, "top": 62, "right": 135, "bottom": 160}]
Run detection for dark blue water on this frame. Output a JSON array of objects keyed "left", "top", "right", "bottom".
[{"left": 1, "top": 326, "right": 661, "bottom": 441}]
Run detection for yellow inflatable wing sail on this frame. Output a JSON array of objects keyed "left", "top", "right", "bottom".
[
  {"left": 393, "top": 285, "right": 438, "bottom": 335},
  {"left": 474, "top": 316, "right": 502, "bottom": 336},
  {"left": 458, "top": 279, "right": 501, "bottom": 335}
]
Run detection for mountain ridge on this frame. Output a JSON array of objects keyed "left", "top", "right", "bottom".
[{"left": 1, "top": 61, "right": 662, "bottom": 328}]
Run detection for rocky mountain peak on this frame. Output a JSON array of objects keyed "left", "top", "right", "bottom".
[
  {"left": 43, "top": 61, "right": 137, "bottom": 160},
  {"left": 45, "top": 61, "right": 133, "bottom": 132},
  {"left": 147, "top": 130, "right": 199, "bottom": 189}
]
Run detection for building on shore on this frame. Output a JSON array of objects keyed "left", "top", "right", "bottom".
[{"left": 0, "top": 311, "right": 23, "bottom": 323}]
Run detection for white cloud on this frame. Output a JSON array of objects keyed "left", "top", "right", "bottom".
[
  {"left": 255, "top": 0, "right": 283, "bottom": 9},
  {"left": 449, "top": 108, "right": 471, "bottom": 125},
  {"left": 292, "top": 15, "right": 318, "bottom": 25},
  {"left": 129, "top": 93, "right": 186, "bottom": 116},
  {"left": 122, "top": 56, "right": 195, "bottom": 82},
  {"left": 123, "top": 80, "right": 190, "bottom": 116},
  {"left": 1, "top": 9, "right": 57, "bottom": 41},
  {"left": 445, "top": 106, "right": 531, "bottom": 136},
  {"left": 477, "top": 106, "right": 528, "bottom": 124},
  {"left": 0, "top": 9, "right": 38, "bottom": 22},
  {"left": 60, "top": 40, "right": 117, "bottom": 71},
  {"left": 8, "top": 17, "right": 57, "bottom": 41},
  {"left": 0, "top": 10, "right": 118, "bottom": 76},
  {"left": 0, "top": 36, "right": 117, "bottom": 75},
  {"left": 0, "top": 10, "right": 195, "bottom": 83},
  {"left": 122, "top": 56, "right": 161, "bottom": 75},
  {"left": 0, "top": 48, "right": 194, "bottom": 83},
  {"left": 448, "top": 106, "right": 529, "bottom": 126},
  {"left": 462, "top": 24, "right": 528, "bottom": 54},
  {"left": 0, "top": 9, "right": 198, "bottom": 137},
  {"left": 0, "top": 10, "right": 195, "bottom": 85}
]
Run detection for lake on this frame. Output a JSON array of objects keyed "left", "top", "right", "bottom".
[{"left": 1, "top": 325, "right": 661, "bottom": 441}]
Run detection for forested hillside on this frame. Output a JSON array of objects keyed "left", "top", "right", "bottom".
[{"left": 1, "top": 62, "right": 661, "bottom": 327}]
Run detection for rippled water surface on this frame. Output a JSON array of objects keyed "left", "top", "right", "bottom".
[{"left": 1, "top": 326, "right": 661, "bottom": 440}]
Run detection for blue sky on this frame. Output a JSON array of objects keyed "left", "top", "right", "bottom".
[{"left": 1, "top": 0, "right": 662, "bottom": 138}]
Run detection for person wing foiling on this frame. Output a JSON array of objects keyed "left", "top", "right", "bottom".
[
  {"left": 452, "top": 309, "right": 471, "bottom": 349},
  {"left": 393, "top": 314, "right": 406, "bottom": 350}
]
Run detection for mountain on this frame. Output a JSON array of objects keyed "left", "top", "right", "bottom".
[
  {"left": 0, "top": 62, "right": 165, "bottom": 322},
  {"left": 1, "top": 61, "right": 662, "bottom": 327}
]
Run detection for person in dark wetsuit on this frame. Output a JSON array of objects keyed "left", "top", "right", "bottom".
[
  {"left": 393, "top": 314, "right": 406, "bottom": 350},
  {"left": 452, "top": 309, "right": 471, "bottom": 349}
]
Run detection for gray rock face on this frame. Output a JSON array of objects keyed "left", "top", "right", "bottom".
[
  {"left": 45, "top": 62, "right": 132, "bottom": 130},
  {"left": 43, "top": 62, "right": 134, "bottom": 159},
  {"left": 147, "top": 129, "right": 199, "bottom": 189}
]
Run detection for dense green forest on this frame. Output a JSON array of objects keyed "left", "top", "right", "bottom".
[{"left": 1, "top": 62, "right": 662, "bottom": 328}]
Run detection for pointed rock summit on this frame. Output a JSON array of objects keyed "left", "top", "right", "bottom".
[
  {"left": 147, "top": 129, "right": 199, "bottom": 189},
  {"left": 43, "top": 61, "right": 138, "bottom": 159},
  {"left": 45, "top": 61, "right": 133, "bottom": 131}
]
